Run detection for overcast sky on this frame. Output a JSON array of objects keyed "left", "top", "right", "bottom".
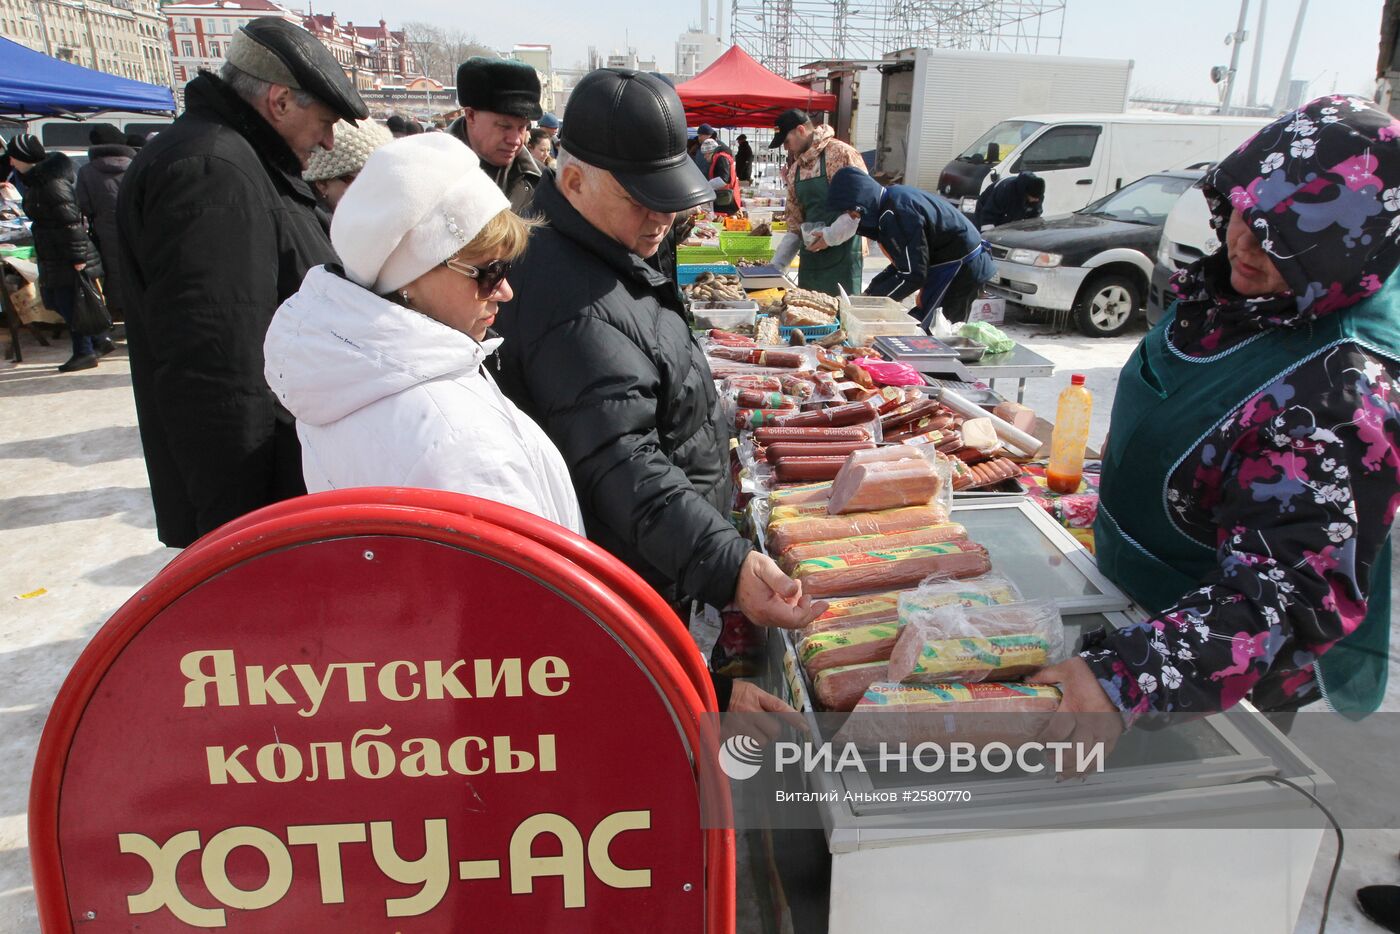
[{"left": 324, "top": 0, "right": 1384, "bottom": 104}]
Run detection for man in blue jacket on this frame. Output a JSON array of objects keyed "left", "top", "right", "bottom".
[{"left": 821, "top": 167, "right": 994, "bottom": 324}]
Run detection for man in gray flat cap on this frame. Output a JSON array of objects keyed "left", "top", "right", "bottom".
[
  {"left": 116, "top": 16, "right": 368, "bottom": 547},
  {"left": 448, "top": 57, "right": 543, "bottom": 211}
]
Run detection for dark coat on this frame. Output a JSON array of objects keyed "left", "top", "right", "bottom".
[
  {"left": 115, "top": 73, "right": 332, "bottom": 547},
  {"left": 75, "top": 143, "right": 135, "bottom": 308},
  {"left": 446, "top": 116, "right": 543, "bottom": 212},
  {"left": 973, "top": 171, "right": 1045, "bottom": 229},
  {"left": 827, "top": 168, "right": 995, "bottom": 301},
  {"left": 735, "top": 139, "right": 754, "bottom": 182},
  {"left": 18, "top": 152, "right": 103, "bottom": 289},
  {"left": 493, "top": 173, "right": 753, "bottom": 608}
]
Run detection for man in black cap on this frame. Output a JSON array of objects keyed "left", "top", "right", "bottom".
[
  {"left": 494, "top": 68, "right": 825, "bottom": 716},
  {"left": 769, "top": 108, "right": 868, "bottom": 297},
  {"left": 449, "top": 57, "right": 543, "bottom": 211},
  {"left": 116, "top": 16, "right": 368, "bottom": 548}
]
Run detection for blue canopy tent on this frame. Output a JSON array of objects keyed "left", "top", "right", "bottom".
[{"left": 0, "top": 36, "right": 175, "bottom": 117}]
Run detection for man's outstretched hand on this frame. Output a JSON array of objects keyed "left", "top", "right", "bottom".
[{"left": 734, "top": 551, "right": 828, "bottom": 629}]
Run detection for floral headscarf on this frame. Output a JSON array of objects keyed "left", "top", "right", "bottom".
[{"left": 1169, "top": 96, "right": 1400, "bottom": 349}]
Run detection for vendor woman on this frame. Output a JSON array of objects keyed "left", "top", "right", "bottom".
[{"left": 1031, "top": 97, "right": 1400, "bottom": 749}]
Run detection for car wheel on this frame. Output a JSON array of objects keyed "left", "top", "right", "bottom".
[{"left": 1074, "top": 273, "right": 1141, "bottom": 337}]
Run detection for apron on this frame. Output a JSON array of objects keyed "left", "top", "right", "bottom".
[
  {"left": 1095, "top": 277, "right": 1400, "bottom": 715},
  {"left": 794, "top": 150, "right": 863, "bottom": 297}
]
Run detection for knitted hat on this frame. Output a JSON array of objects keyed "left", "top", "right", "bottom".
[
  {"left": 331, "top": 134, "right": 511, "bottom": 294},
  {"left": 89, "top": 124, "right": 125, "bottom": 146},
  {"left": 6, "top": 133, "right": 44, "bottom": 164},
  {"left": 304, "top": 118, "right": 392, "bottom": 182}
]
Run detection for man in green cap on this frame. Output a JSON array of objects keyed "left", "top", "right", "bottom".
[{"left": 449, "top": 57, "right": 545, "bottom": 211}]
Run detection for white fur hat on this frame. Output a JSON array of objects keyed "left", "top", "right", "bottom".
[{"left": 331, "top": 134, "right": 511, "bottom": 294}]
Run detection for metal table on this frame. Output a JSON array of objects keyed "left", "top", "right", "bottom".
[{"left": 910, "top": 344, "right": 1055, "bottom": 403}]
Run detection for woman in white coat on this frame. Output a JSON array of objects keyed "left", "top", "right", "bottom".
[{"left": 265, "top": 134, "right": 583, "bottom": 534}]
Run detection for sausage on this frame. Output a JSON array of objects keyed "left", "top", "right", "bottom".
[
  {"left": 778, "top": 522, "right": 969, "bottom": 572},
  {"left": 888, "top": 632, "right": 1051, "bottom": 683},
  {"left": 873, "top": 386, "right": 907, "bottom": 413},
  {"left": 800, "top": 622, "right": 902, "bottom": 675},
  {"left": 754, "top": 425, "right": 872, "bottom": 444},
  {"left": 833, "top": 682, "right": 1063, "bottom": 746},
  {"left": 767, "top": 504, "right": 950, "bottom": 553},
  {"left": 778, "top": 375, "right": 816, "bottom": 400},
  {"left": 954, "top": 457, "right": 1021, "bottom": 491},
  {"left": 735, "top": 389, "right": 798, "bottom": 409},
  {"left": 802, "top": 591, "right": 902, "bottom": 634},
  {"left": 843, "top": 361, "right": 876, "bottom": 388},
  {"left": 955, "top": 446, "right": 989, "bottom": 465},
  {"left": 769, "top": 481, "right": 833, "bottom": 505},
  {"left": 899, "top": 429, "right": 950, "bottom": 447},
  {"left": 885, "top": 415, "right": 957, "bottom": 443},
  {"left": 790, "top": 540, "right": 993, "bottom": 598},
  {"left": 773, "top": 455, "right": 850, "bottom": 482},
  {"left": 881, "top": 400, "right": 942, "bottom": 432},
  {"left": 826, "top": 457, "right": 943, "bottom": 515},
  {"left": 816, "top": 349, "right": 847, "bottom": 372},
  {"left": 734, "top": 408, "right": 791, "bottom": 430},
  {"left": 725, "top": 375, "right": 783, "bottom": 391},
  {"left": 772, "top": 400, "right": 881, "bottom": 428},
  {"left": 708, "top": 329, "right": 757, "bottom": 345},
  {"left": 764, "top": 440, "right": 876, "bottom": 462},
  {"left": 710, "top": 346, "right": 806, "bottom": 368},
  {"left": 811, "top": 661, "right": 889, "bottom": 712}
]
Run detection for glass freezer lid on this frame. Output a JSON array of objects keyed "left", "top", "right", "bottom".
[{"left": 952, "top": 500, "right": 1131, "bottom": 614}]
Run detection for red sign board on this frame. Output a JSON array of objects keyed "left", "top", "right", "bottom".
[{"left": 32, "top": 498, "right": 729, "bottom": 931}]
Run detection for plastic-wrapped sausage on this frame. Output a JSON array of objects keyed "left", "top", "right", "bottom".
[
  {"left": 881, "top": 399, "right": 940, "bottom": 431},
  {"left": 725, "top": 375, "right": 783, "bottom": 392},
  {"left": 769, "top": 481, "right": 833, "bottom": 505},
  {"left": 768, "top": 504, "right": 949, "bottom": 553},
  {"left": 773, "top": 455, "right": 849, "bottom": 482},
  {"left": 779, "top": 375, "right": 815, "bottom": 400},
  {"left": 735, "top": 389, "right": 799, "bottom": 410},
  {"left": 827, "top": 448, "right": 942, "bottom": 514},
  {"left": 764, "top": 440, "right": 876, "bottom": 462},
  {"left": 812, "top": 661, "right": 889, "bottom": 711},
  {"left": 833, "top": 682, "right": 1063, "bottom": 744},
  {"left": 790, "top": 540, "right": 993, "bottom": 598},
  {"left": 777, "top": 522, "right": 969, "bottom": 572},
  {"left": 772, "top": 399, "right": 881, "bottom": 428},
  {"left": 734, "top": 408, "right": 791, "bottom": 429},
  {"left": 708, "top": 329, "right": 757, "bottom": 346},
  {"left": 754, "top": 425, "right": 873, "bottom": 444},
  {"left": 710, "top": 346, "right": 807, "bottom": 368}
]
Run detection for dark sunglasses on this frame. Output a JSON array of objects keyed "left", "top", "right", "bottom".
[{"left": 444, "top": 257, "right": 511, "bottom": 297}]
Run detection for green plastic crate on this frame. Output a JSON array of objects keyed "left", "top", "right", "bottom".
[
  {"left": 677, "top": 244, "right": 727, "bottom": 264},
  {"left": 720, "top": 231, "right": 776, "bottom": 262}
]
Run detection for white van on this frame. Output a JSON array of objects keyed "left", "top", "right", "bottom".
[
  {"left": 939, "top": 112, "right": 1270, "bottom": 219},
  {"left": 2, "top": 112, "right": 175, "bottom": 160}
]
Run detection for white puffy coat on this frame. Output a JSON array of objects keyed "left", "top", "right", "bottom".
[{"left": 264, "top": 266, "right": 584, "bottom": 535}]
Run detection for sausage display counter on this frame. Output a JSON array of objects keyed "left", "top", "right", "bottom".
[{"left": 749, "top": 499, "right": 1334, "bottom": 934}]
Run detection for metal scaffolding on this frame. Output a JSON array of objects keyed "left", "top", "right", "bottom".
[{"left": 730, "top": 0, "right": 1066, "bottom": 77}]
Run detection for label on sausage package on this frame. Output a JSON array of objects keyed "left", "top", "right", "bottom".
[
  {"left": 909, "top": 634, "right": 1050, "bottom": 679},
  {"left": 799, "top": 622, "right": 902, "bottom": 665},
  {"left": 861, "top": 681, "right": 1062, "bottom": 709},
  {"left": 791, "top": 541, "right": 977, "bottom": 578}
]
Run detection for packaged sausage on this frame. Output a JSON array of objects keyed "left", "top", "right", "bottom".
[
  {"left": 773, "top": 455, "right": 848, "bottom": 482},
  {"left": 890, "top": 599, "right": 1063, "bottom": 682},
  {"left": 834, "top": 682, "right": 1062, "bottom": 748},
  {"left": 771, "top": 399, "right": 882, "bottom": 429},
  {"left": 734, "top": 408, "right": 792, "bottom": 430},
  {"left": 710, "top": 345, "right": 810, "bottom": 368},
  {"left": 765, "top": 440, "right": 876, "bottom": 462},
  {"left": 767, "top": 504, "right": 950, "bottom": 553},
  {"left": 769, "top": 481, "right": 833, "bottom": 505},
  {"left": 777, "top": 522, "right": 968, "bottom": 573},
  {"left": 790, "top": 540, "right": 992, "bottom": 598},
  {"left": 896, "top": 574, "right": 1022, "bottom": 624},
  {"left": 827, "top": 446, "right": 945, "bottom": 515},
  {"left": 800, "top": 591, "right": 902, "bottom": 635},
  {"left": 811, "top": 660, "right": 889, "bottom": 711},
  {"left": 734, "top": 389, "right": 799, "bottom": 410},
  {"left": 754, "top": 425, "right": 873, "bottom": 444},
  {"left": 799, "top": 620, "right": 902, "bottom": 674}
]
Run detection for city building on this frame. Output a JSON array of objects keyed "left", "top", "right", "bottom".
[
  {"left": 512, "top": 43, "right": 554, "bottom": 113},
  {"left": 674, "top": 0, "right": 723, "bottom": 79},
  {"left": 0, "top": 0, "right": 173, "bottom": 86}
]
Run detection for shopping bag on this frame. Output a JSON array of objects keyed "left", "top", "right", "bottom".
[{"left": 71, "top": 273, "right": 112, "bottom": 337}]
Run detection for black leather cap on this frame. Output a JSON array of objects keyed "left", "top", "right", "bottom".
[
  {"left": 236, "top": 18, "right": 368, "bottom": 122},
  {"left": 769, "top": 108, "right": 810, "bottom": 149},
  {"left": 457, "top": 58, "right": 543, "bottom": 120},
  {"left": 560, "top": 68, "right": 714, "bottom": 213}
]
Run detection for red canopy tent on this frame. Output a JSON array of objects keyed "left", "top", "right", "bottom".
[{"left": 677, "top": 45, "right": 837, "bottom": 127}]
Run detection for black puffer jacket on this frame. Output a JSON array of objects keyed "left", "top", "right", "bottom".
[
  {"left": 493, "top": 173, "right": 752, "bottom": 608},
  {"left": 116, "top": 73, "right": 334, "bottom": 547},
  {"left": 76, "top": 143, "right": 135, "bottom": 306},
  {"left": 19, "top": 152, "right": 103, "bottom": 288}
]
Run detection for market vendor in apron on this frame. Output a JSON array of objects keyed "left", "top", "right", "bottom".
[
  {"left": 822, "top": 166, "right": 994, "bottom": 324},
  {"left": 770, "top": 109, "right": 865, "bottom": 297},
  {"left": 1025, "top": 97, "right": 1400, "bottom": 775}
]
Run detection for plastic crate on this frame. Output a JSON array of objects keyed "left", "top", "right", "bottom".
[
  {"left": 720, "top": 231, "right": 777, "bottom": 263},
  {"left": 779, "top": 323, "right": 841, "bottom": 340},
  {"left": 677, "top": 244, "right": 727, "bottom": 264},
  {"left": 840, "top": 294, "right": 921, "bottom": 346},
  {"left": 677, "top": 263, "right": 738, "bottom": 285},
  {"left": 690, "top": 300, "right": 759, "bottom": 331}
]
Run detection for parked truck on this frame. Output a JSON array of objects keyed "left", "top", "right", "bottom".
[{"left": 873, "top": 47, "right": 1134, "bottom": 192}]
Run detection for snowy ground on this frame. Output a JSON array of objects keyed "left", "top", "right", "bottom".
[{"left": 0, "top": 319, "right": 1395, "bottom": 932}]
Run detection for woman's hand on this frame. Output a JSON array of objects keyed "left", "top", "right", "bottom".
[
  {"left": 808, "top": 232, "right": 829, "bottom": 252},
  {"left": 1027, "top": 657, "right": 1124, "bottom": 780}
]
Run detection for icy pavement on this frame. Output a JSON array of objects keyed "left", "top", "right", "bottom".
[{"left": 0, "top": 328, "right": 1395, "bottom": 933}]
